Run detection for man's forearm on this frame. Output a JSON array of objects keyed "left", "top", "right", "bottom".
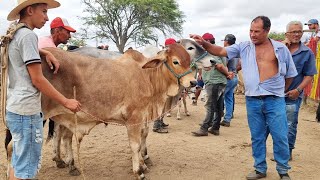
[
  {"left": 297, "top": 76, "right": 313, "bottom": 89},
  {"left": 202, "top": 41, "right": 228, "bottom": 57},
  {"left": 285, "top": 77, "right": 294, "bottom": 91},
  {"left": 216, "top": 64, "right": 229, "bottom": 77},
  {"left": 39, "top": 48, "right": 49, "bottom": 56}
]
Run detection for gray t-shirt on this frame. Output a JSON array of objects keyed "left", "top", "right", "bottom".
[{"left": 7, "top": 27, "right": 42, "bottom": 115}]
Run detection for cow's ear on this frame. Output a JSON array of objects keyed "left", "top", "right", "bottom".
[{"left": 142, "top": 58, "right": 163, "bottom": 69}]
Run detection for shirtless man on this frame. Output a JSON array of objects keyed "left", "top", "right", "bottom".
[{"left": 190, "top": 16, "right": 297, "bottom": 180}]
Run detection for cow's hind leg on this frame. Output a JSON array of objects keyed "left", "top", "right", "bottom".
[
  {"left": 127, "top": 124, "right": 146, "bottom": 179},
  {"left": 52, "top": 123, "right": 68, "bottom": 168},
  {"left": 141, "top": 123, "right": 152, "bottom": 168},
  {"left": 61, "top": 126, "right": 81, "bottom": 176}
]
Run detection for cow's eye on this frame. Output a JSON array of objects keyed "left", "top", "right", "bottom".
[
  {"left": 187, "top": 47, "right": 194, "bottom": 50},
  {"left": 173, "top": 61, "right": 179, "bottom": 65}
]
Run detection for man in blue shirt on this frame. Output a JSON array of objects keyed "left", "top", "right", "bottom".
[
  {"left": 221, "top": 34, "right": 240, "bottom": 127},
  {"left": 282, "top": 21, "right": 317, "bottom": 160},
  {"left": 190, "top": 16, "right": 297, "bottom": 180}
]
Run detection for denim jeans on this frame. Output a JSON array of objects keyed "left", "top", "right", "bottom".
[
  {"left": 6, "top": 110, "right": 43, "bottom": 179},
  {"left": 201, "top": 83, "right": 225, "bottom": 131},
  {"left": 285, "top": 97, "right": 302, "bottom": 151},
  {"left": 224, "top": 76, "right": 238, "bottom": 122},
  {"left": 246, "top": 96, "right": 290, "bottom": 174}
]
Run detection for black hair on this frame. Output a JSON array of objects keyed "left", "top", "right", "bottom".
[
  {"left": 209, "top": 38, "right": 215, "bottom": 44},
  {"left": 252, "top": 15, "right": 271, "bottom": 31}
]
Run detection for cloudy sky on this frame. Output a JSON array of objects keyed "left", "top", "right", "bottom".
[{"left": 0, "top": 0, "right": 319, "bottom": 50}]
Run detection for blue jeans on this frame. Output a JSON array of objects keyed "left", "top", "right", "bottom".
[
  {"left": 285, "top": 97, "right": 302, "bottom": 151},
  {"left": 246, "top": 96, "right": 290, "bottom": 174},
  {"left": 224, "top": 76, "right": 238, "bottom": 122},
  {"left": 6, "top": 110, "right": 43, "bottom": 179}
]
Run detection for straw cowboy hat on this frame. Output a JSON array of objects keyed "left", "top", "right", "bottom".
[{"left": 7, "top": 0, "right": 60, "bottom": 21}]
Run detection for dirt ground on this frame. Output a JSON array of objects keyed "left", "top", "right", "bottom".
[{"left": 1, "top": 94, "right": 320, "bottom": 180}]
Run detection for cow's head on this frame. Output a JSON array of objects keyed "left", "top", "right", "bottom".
[
  {"left": 177, "top": 39, "right": 214, "bottom": 68},
  {"left": 142, "top": 43, "right": 196, "bottom": 90}
]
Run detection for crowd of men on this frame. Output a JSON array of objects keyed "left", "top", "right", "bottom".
[
  {"left": 1, "top": 0, "right": 319, "bottom": 180},
  {"left": 156, "top": 17, "right": 318, "bottom": 180}
]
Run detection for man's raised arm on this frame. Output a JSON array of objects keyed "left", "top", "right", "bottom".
[{"left": 190, "top": 34, "right": 228, "bottom": 57}]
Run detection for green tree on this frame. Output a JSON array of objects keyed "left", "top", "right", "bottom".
[
  {"left": 268, "top": 32, "right": 285, "bottom": 41},
  {"left": 81, "top": 0, "right": 185, "bottom": 52}
]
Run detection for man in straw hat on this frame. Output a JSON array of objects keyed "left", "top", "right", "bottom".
[{"left": 6, "top": 1, "right": 81, "bottom": 179}]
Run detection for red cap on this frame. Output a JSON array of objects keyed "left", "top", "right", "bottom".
[
  {"left": 50, "top": 17, "right": 76, "bottom": 32},
  {"left": 165, "top": 38, "right": 176, "bottom": 46},
  {"left": 202, "top": 33, "right": 214, "bottom": 40}
]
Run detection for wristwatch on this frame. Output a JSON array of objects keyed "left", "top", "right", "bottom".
[{"left": 296, "top": 87, "right": 302, "bottom": 93}]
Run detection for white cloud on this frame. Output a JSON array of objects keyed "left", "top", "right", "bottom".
[{"left": 1, "top": 0, "right": 319, "bottom": 50}]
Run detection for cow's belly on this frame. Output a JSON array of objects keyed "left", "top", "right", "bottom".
[{"left": 50, "top": 114, "right": 101, "bottom": 138}]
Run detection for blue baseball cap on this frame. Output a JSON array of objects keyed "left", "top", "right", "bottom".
[{"left": 305, "top": 19, "right": 318, "bottom": 25}]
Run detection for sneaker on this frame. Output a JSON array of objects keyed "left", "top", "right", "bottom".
[
  {"left": 153, "top": 128, "right": 168, "bottom": 133},
  {"left": 208, "top": 129, "right": 220, "bottom": 136},
  {"left": 279, "top": 173, "right": 291, "bottom": 180},
  {"left": 220, "top": 121, "right": 230, "bottom": 127},
  {"left": 191, "top": 129, "right": 208, "bottom": 136},
  {"left": 246, "top": 170, "right": 266, "bottom": 180},
  {"left": 161, "top": 122, "right": 169, "bottom": 128}
]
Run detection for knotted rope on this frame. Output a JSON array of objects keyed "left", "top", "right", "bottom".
[{"left": 0, "top": 22, "right": 27, "bottom": 128}]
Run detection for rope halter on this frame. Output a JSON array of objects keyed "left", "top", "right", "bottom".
[
  {"left": 164, "top": 61, "right": 193, "bottom": 85},
  {"left": 190, "top": 51, "right": 208, "bottom": 78}
]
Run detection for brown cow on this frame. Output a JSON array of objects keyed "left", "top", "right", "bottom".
[
  {"left": 39, "top": 44, "right": 195, "bottom": 179},
  {"left": 45, "top": 42, "right": 213, "bottom": 175}
]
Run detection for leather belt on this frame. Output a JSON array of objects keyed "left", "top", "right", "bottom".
[{"left": 249, "top": 95, "right": 277, "bottom": 99}]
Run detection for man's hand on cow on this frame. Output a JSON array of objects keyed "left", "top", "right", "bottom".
[
  {"left": 45, "top": 52, "right": 60, "bottom": 74},
  {"left": 64, "top": 99, "right": 82, "bottom": 112},
  {"left": 189, "top": 34, "right": 205, "bottom": 46},
  {"left": 40, "top": 49, "right": 60, "bottom": 74}
]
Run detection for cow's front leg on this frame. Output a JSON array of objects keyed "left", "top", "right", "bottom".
[
  {"left": 61, "top": 126, "right": 81, "bottom": 176},
  {"left": 127, "top": 124, "right": 146, "bottom": 180},
  {"left": 177, "top": 100, "right": 182, "bottom": 120},
  {"left": 183, "top": 95, "right": 190, "bottom": 116},
  {"left": 166, "top": 111, "right": 171, "bottom": 117},
  {"left": 52, "top": 123, "right": 67, "bottom": 168}
]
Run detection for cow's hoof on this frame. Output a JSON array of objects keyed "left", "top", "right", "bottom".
[
  {"left": 143, "top": 155, "right": 149, "bottom": 161},
  {"left": 143, "top": 167, "right": 150, "bottom": 173},
  {"left": 144, "top": 158, "right": 153, "bottom": 166},
  {"left": 69, "top": 168, "right": 81, "bottom": 176},
  {"left": 139, "top": 173, "right": 145, "bottom": 180},
  {"left": 55, "top": 160, "right": 67, "bottom": 168},
  {"left": 186, "top": 112, "right": 190, "bottom": 116},
  {"left": 176, "top": 117, "right": 181, "bottom": 120},
  {"left": 166, "top": 113, "right": 171, "bottom": 117}
]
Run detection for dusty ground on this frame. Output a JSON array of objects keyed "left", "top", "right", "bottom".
[{"left": 1, "top": 95, "right": 320, "bottom": 180}]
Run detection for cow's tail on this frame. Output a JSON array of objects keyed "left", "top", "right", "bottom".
[{"left": 45, "top": 119, "right": 55, "bottom": 144}]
